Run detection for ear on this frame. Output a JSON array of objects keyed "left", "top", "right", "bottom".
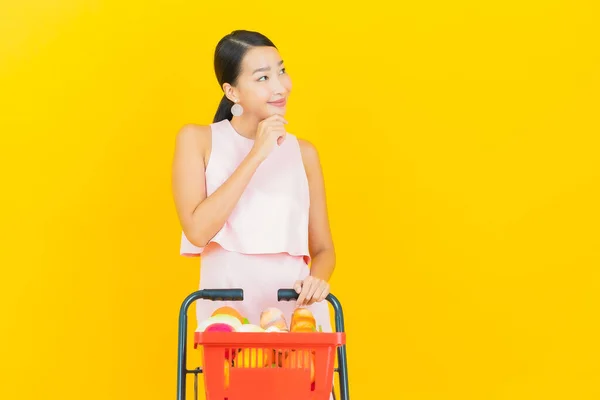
[{"left": 222, "top": 83, "right": 239, "bottom": 103}]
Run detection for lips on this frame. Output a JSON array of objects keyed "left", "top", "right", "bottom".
[{"left": 268, "top": 98, "right": 287, "bottom": 107}]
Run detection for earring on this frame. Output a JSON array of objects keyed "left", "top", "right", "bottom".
[{"left": 231, "top": 99, "right": 243, "bottom": 117}]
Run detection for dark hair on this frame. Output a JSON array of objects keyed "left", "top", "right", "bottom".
[{"left": 213, "top": 30, "right": 277, "bottom": 123}]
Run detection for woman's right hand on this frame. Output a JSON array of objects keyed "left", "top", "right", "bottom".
[{"left": 249, "top": 114, "right": 288, "bottom": 162}]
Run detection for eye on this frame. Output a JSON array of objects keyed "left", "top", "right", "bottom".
[{"left": 257, "top": 68, "right": 286, "bottom": 82}]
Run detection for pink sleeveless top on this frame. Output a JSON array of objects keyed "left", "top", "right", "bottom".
[{"left": 179, "top": 119, "right": 311, "bottom": 265}]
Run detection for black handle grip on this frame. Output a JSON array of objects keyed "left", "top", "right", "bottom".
[
  {"left": 277, "top": 289, "right": 299, "bottom": 301},
  {"left": 199, "top": 288, "right": 244, "bottom": 301}
]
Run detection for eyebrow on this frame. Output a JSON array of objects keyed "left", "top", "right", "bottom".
[{"left": 252, "top": 60, "right": 284, "bottom": 75}]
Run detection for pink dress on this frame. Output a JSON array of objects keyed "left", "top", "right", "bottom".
[{"left": 180, "top": 119, "right": 333, "bottom": 333}]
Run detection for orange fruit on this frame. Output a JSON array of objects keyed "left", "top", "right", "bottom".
[{"left": 211, "top": 306, "right": 246, "bottom": 324}]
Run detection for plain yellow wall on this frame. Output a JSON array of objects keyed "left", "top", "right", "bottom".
[{"left": 1, "top": 1, "right": 599, "bottom": 399}]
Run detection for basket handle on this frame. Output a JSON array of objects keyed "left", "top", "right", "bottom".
[
  {"left": 198, "top": 288, "right": 244, "bottom": 301},
  {"left": 276, "top": 288, "right": 300, "bottom": 302},
  {"left": 176, "top": 288, "right": 243, "bottom": 399}
]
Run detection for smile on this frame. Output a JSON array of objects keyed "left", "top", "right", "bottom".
[{"left": 268, "top": 98, "right": 287, "bottom": 107}]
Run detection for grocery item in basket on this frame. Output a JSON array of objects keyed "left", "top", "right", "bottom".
[
  {"left": 233, "top": 348, "right": 269, "bottom": 368},
  {"left": 204, "top": 323, "right": 235, "bottom": 333},
  {"left": 290, "top": 308, "right": 317, "bottom": 332},
  {"left": 265, "top": 325, "right": 288, "bottom": 333},
  {"left": 237, "top": 323, "right": 265, "bottom": 332},
  {"left": 259, "top": 307, "right": 289, "bottom": 331},
  {"left": 196, "top": 314, "right": 243, "bottom": 332},
  {"left": 211, "top": 306, "right": 248, "bottom": 324},
  {"left": 223, "top": 359, "right": 230, "bottom": 389},
  {"left": 284, "top": 350, "right": 316, "bottom": 383}
]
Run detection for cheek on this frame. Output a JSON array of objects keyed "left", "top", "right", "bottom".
[
  {"left": 250, "top": 85, "right": 272, "bottom": 103},
  {"left": 244, "top": 87, "right": 272, "bottom": 116},
  {"left": 239, "top": 81, "right": 267, "bottom": 102}
]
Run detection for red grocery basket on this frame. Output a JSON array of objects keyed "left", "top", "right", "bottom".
[{"left": 176, "top": 289, "right": 350, "bottom": 400}]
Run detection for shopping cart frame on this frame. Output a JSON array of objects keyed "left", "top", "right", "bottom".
[{"left": 176, "top": 288, "right": 350, "bottom": 400}]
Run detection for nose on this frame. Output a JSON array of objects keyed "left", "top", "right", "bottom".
[{"left": 270, "top": 76, "right": 287, "bottom": 96}]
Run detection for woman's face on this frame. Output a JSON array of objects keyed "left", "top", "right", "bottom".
[{"left": 228, "top": 46, "right": 292, "bottom": 120}]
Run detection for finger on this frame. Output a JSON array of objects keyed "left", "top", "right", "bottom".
[
  {"left": 309, "top": 282, "right": 328, "bottom": 305},
  {"left": 293, "top": 280, "right": 303, "bottom": 294},
  {"left": 266, "top": 126, "right": 286, "bottom": 144},
  {"left": 309, "top": 281, "right": 329, "bottom": 305},
  {"left": 269, "top": 126, "right": 286, "bottom": 135},
  {"left": 257, "top": 119, "right": 286, "bottom": 135},
  {"left": 303, "top": 278, "right": 320, "bottom": 306},
  {"left": 274, "top": 114, "right": 288, "bottom": 124},
  {"left": 277, "top": 131, "right": 287, "bottom": 146},
  {"left": 296, "top": 276, "right": 313, "bottom": 306},
  {"left": 306, "top": 282, "right": 323, "bottom": 305},
  {"left": 318, "top": 283, "right": 330, "bottom": 302},
  {"left": 266, "top": 125, "right": 286, "bottom": 137},
  {"left": 265, "top": 114, "right": 288, "bottom": 124},
  {"left": 264, "top": 119, "right": 286, "bottom": 128}
]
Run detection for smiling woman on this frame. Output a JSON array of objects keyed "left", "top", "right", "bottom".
[
  {"left": 211, "top": 32, "right": 291, "bottom": 125},
  {"left": 171, "top": 30, "right": 336, "bottom": 333}
]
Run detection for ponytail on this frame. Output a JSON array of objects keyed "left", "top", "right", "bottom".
[{"left": 213, "top": 94, "right": 234, "bottom": 123}]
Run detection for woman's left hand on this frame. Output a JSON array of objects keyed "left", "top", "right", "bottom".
[{"left": 293, "top": 275, "right": 330, "bottom": 307}]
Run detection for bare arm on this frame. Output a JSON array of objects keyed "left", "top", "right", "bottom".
[
  {"left": 300, "top": 139, "right": 336, "bottom": 281},
  {"left": 171, "top": 124, "right": 262, "bottom": 247},
  {"left": 294, "top": 138, "right": 336, "bottom": 306}
]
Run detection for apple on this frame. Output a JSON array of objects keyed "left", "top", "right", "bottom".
[
  {"left": 196, "top": 314, "right": 242, "bottom": 332},
  {"left": 205, "top": 323, "right": 235, "bottom": 333}
]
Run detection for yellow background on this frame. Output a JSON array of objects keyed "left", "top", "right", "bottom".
[{"left": 1, "top": 1, "right": 599, "bottom": 399}]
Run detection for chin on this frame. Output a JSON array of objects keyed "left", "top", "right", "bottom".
[{"left": 268, "top": 107, "right": 287, "bottom": 117}]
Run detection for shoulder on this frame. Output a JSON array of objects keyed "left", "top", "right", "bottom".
[
  {"left": 173, "top": 123, "right": 213, "bottom": 167},
  {"left": 297, "top": 138, "right": 320, "bottom": 163},
  {"left": 174, "top": 123, "right": 212, "bottom": 154},
  {"left": 297, "top": 138, "right": 322, "bottom": 176},
  {"left": 175, "top": 123, "right": 211, "bottom": 145}
]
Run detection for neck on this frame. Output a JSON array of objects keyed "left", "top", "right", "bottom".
[{"left": 230, "top": 114, "right": 260, "bottom": 140}]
